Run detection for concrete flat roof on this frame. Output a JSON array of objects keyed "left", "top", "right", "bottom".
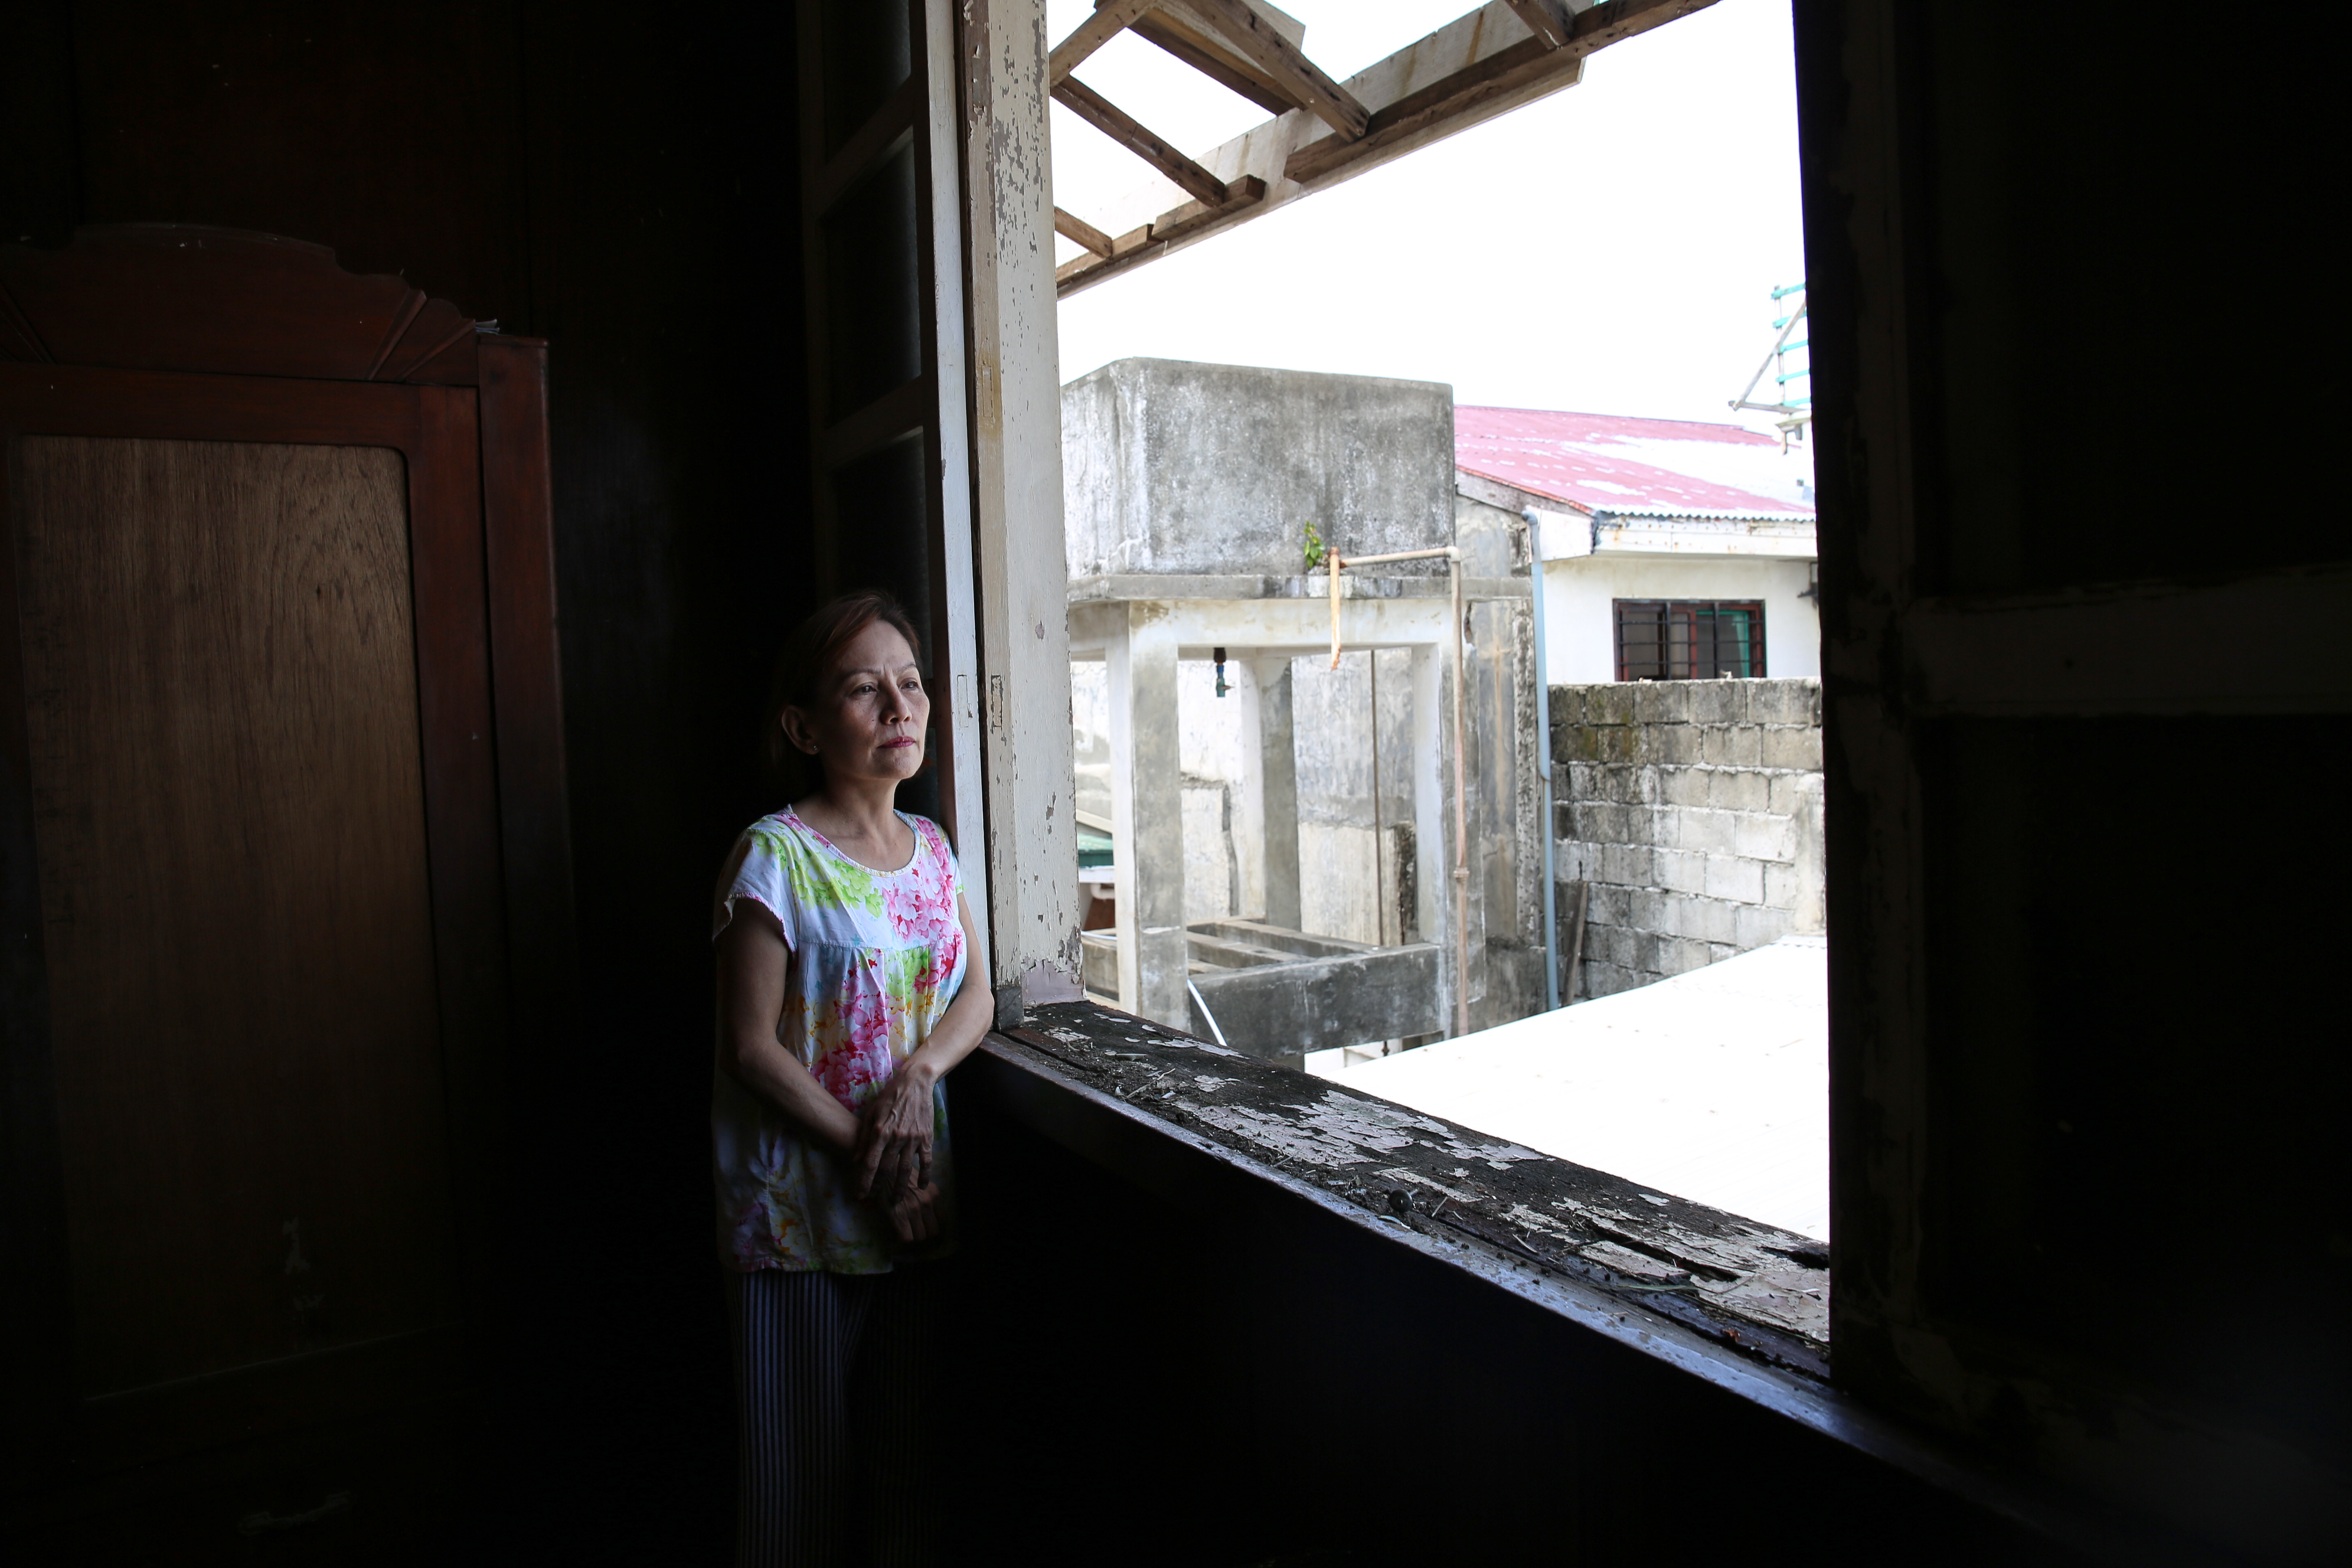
[{"left": 1323, "top": 935, "right": 1828, "bottom": 1241}]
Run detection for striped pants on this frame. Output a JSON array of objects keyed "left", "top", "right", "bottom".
[{"left": 726, "top": 1266, "right": 938, "bottom": 1568}]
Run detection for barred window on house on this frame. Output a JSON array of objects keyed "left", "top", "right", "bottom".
[{"left": 1614, "top": 600, "right": 1767, "bottom": 681}]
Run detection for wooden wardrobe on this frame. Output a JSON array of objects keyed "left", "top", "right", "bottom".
[{"left": 0, "top": 226, "right": 570, "bottom": 1538}]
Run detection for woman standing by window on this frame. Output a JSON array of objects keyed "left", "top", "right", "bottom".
[{"left": 711, "top": 591, "right": 992, "bottom": 1566}]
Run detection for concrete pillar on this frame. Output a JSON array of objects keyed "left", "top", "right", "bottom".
[
  {"left": 1107, "top": 602, "right": 1189, "bottom": 1026},
  {"left": 1254, "top": 656, "right": 1301, "bottom": 931}
]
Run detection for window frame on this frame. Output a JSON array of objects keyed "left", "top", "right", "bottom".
[{"left": 1613, "top": 598, "right": 1769, "bottom": 682}]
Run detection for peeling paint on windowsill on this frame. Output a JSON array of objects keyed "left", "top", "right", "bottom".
[{"left": 998, "top": 1000, "right": 1830, "bottom": 1377}]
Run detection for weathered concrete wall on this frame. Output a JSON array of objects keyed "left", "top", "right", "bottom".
[
  {"left": 1183, "top": 922, "right": 1443, "bottom": 1064},
  {"left": 1551, "top": 679, "right": 1824, "bottom": 999},
  {"left": 1176, "top": 656, "right": 1258, "bottom": 925},
  {"left": 1457, "top": 493, "right": 1544, "bottom": 1026},
  {"left": 1289, "top": 647, "right": 1416, "bottom": 948},
  {"left": 1081, "top": 647, "right": 1421, "bottom": 947},
  {"left": 1062, "top": 357, "right": 1454, "bottom": 579},
  {"left": 1063, "top": 358, "right": 1545, "bottom": 1043},
  {"left": 1077, "top": 625, "right": 1546, "bottom": 1040}
]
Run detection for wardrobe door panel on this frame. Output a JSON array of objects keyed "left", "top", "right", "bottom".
[
  {"left": 14, "top": 434, "right": 457, "bottom": 1403},
  {"left": 0, "top": 236, "right": 563, "bottom": 1528}
]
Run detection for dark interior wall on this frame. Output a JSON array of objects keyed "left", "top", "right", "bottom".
[
  {"left": 5, "top": 2, "right": 811, "bottom": 1555},
  {"left": 1906, "top": 5, "right": 2348, "bottom": 1451},
  {"left": 510, "top": 9, "right": 812, "bottom": 1555},
  {"left": 1794, "top": 0, "right": 2349, "bottom": 1522},
  {"left": 52, "top": 3, "right": 533, "bottom": 315},
  {"left": 1909, "top": 0, "right": 2352, "bottom": 1446},
  {"left": 1898, "top": 6, "right": 2335, "bottom": 597}
]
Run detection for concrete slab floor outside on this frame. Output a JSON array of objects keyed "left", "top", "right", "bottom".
[{"left": 1316, "top": 935, "right": 1828, "bottom": 1241}]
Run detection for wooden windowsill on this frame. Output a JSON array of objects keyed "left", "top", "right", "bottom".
[{"left": 968, "top": 1000, "right": 2183, "bottom": 1565}]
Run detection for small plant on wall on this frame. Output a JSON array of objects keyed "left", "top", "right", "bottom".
[{"left": 1301, "top": 519, "right": 1327, "bottom": 572}]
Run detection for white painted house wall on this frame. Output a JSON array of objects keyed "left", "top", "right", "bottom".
[
  {"left": 1541, "top": 555, "right": 1820, "bottom": 685},
  {"left": 1454, "top": 410, "right": 1821, "bottom": 691}
]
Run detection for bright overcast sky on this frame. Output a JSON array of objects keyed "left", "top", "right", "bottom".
[{"left": 1048, "top": 0, "right": 1806, "bottom": 432}]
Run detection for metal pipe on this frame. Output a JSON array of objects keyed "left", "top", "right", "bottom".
[
  {"left": 1449, "top": 550, "right": 1469, "bottom": 1038},
  {"left": 1339, "top": 547, "right": 1459, "bottom": 564},
  {"left": 1327, "top": 546, "right": 1458, "bottom": 670},
  {"left": 1524, "top": 509, "right": 1559, "bottom": 1011},
  {"left": 1370, "top": 648, "right": 1383, "bottom": 945},
  {"left": 1328, "top": 552, "right": 1342, "bottom": 670},
  {"left": 1186, "top": 978, "right": 1229, "bottom": 1049}
]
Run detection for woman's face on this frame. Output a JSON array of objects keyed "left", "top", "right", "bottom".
[{"left": 783, "top": 619, "right": 928, "bottom": 786}]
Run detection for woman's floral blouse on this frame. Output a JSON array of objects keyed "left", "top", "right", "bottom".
[{"left": 710, "top": 807, "right": 965, "bottom": 1273}]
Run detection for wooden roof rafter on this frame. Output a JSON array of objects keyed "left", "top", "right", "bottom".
[
  {"left": 1054, "top": 207, "right": 1118, "bottom": 260},
  {"left": 1503, "top": 0, "right": 1579, "bottom": 49},
  {"left": 1128, "top": 8, "right": 1298, "bottom": 117},
  {"left": 1049, "top": 0, "right": 1156, "bottom": 85},
  {"left": 1046, "top": 0, "right": 1333, "bottom": 278},
  {"left": 1052, "top": 0, "right": 1722, "bottom": 297},
  {"left": 1051, "top": 74, "right": 1230, "bottom": 210},
  {"left": 1176, "top": 0, "right": 1367, "bottom": 143}
]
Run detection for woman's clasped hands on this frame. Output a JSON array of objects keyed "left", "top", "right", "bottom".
[{"left": 851, "top": 1056, "right": 942, "bottom": 1242}]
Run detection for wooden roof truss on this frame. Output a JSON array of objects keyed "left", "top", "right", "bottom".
[{"left": 1049, "top": 0, "right": 1719, "bottom": 296}]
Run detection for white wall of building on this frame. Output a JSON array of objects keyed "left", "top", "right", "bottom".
[{"left": 1541, "top": 555, "right": 1820, "bottom": 685}]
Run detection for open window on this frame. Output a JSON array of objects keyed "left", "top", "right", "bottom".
[
  {"left": 957, "top": 0, "right": 1845, "bottom": 1419},
  {"left": 999, "top": 0, "right": 1833, "bottom": 1377}
]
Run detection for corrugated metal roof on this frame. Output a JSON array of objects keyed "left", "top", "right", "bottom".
[{"left": 1456, "top": 405, "right": 1816, "bottom": 521}]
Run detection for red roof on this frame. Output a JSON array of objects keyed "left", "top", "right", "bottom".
[{"left": 1456, "top": 405, "right": 1814, "bottom": 520}]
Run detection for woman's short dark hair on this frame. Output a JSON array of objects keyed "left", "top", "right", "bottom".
[{"left": 762, "top": 590, "right": 927, "bottom": 792}]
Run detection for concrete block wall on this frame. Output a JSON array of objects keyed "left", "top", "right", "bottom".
[{"left": 1551, "top": 678, "right": 1823, "bottom": 999}]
